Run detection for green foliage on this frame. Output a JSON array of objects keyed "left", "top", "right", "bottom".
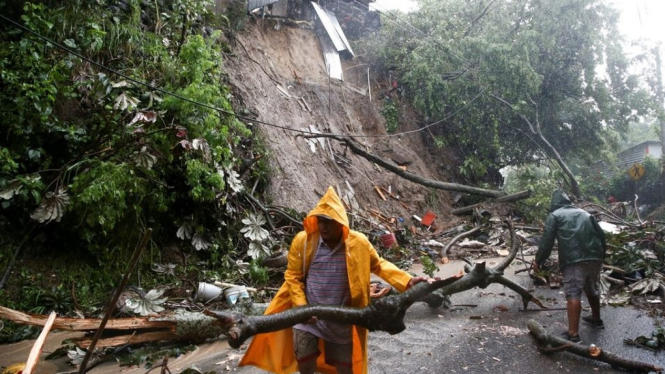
[
  {"left": 605, "top": 156, "right": 663, "bottom": 207},
  {"left": 607, "top": 239, "right": 662, "bottom": 277},
  {"left": 359, "top": 0, "right": 653, "bottom": 177},
  {"left": 503, "top": 164, "right": 563, "bottom": 222},
  {"left": 0, "top": 0, "right": 269, "bottom": 313},
  {"left": 249, "top": 259, "right": 269, "bottom": 287},
  {"left": 419, "top": 254, "right": 439, "bottom": 278},
  {"left": 380, "top": 99, "right": 399, "bottom": 133}
]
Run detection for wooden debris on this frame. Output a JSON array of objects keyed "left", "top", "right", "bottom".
[
  {"left": 275, "top": 85, "right": 291, "bottom": 98},
  {"left": 0, "top": 306, "right": 175, "bottom": 331},
  {"left": 374, "top": 186, "right": 387, "bottom": 201},
  {"left": 301, "top": 97, "right": 312, "bottom": 112},
  {"left": 23, "top": 312, "right": 56, "bottom": 374},
  {"left": 451, "top": 190, "right": 532, "bottom": 215}
]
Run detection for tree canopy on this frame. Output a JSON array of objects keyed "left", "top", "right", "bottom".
[{"left": 362, "top": 0, "right": 654, "bottom": 182}]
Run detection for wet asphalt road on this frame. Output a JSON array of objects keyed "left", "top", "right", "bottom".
[
  {"left": 226, "top": 257, "right": 664, "bottom": 374},
  {"left": 2, "top": 257, "right": 663, "bottom": 373}
]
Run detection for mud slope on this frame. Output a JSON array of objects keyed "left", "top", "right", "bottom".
[{"left": 224, "top": 20, "right": 460, "bottom": 221}]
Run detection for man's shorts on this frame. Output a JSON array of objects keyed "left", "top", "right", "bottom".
[
  {"left": 562, "top": 260, "right": 603, "bottom": 299},
  {"left": 293, "top": 328, "right": 352, "bottom": 368}
]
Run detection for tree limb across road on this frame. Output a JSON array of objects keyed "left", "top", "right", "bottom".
[
  {"left": 305, "top": 134, "right": 506, "bottom": 198},
  {"left": 205, "top": 220, "right": 547, "bottom": 348}
]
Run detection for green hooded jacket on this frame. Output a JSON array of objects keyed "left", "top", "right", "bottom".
[{"left": 535, "top": 190, "right": 606, "bottom": 269}]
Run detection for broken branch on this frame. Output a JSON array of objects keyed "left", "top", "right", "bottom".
[
  {"left": 306, "top": 134, "right": 505, "bottom": 198},
  {"left": 451, "top": 189, "right": 532, "bottom": 215},
  {"left": 527, "top": 320, "right": 663, "bottom": 373}
]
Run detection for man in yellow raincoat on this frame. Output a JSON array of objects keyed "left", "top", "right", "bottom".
[{"left": 239, "top": 186, "right": 426, "bottom": 374}]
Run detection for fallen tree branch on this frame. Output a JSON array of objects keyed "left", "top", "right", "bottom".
[
  {"left": 79, "top": 229, "right": 153, "bottom": 373},
  {"left": 441, "top": 226, "right": 481, "bottom": 258},
  {"left": 527, "top": 320, "right": 663, "bottom": 373},
  {"left": 451, "top": 189, "right": 532, "bottom": 215},
  {"left": 306, "top": 134, "right": 505, "bottom": 198},
  {"left": 204, "top": 273, "right": 465, "bottom": 348},
  {"left": 205, "top": 219, "right": 546, "bottom": 347},
  {"left": 2, "top": 223, "right": 546, "bottom": 352}
]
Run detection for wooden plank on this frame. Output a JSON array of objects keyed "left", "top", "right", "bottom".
[
  {"left": 0, "top": 306, "right": 176, "bottom": 331},
  {"left": 73, "top": 330, "right": 181, "bottom": 349},
  {"left": 275, "top": 85, "right": 292, "bottom": 98},
  {"left": 23, "top": 312, "right": 56, "bottom": 374},
  {"left": 301, "top": 97, "right": 312, "bottom": 112},
  {"left": 374, "top": 186, "right": 387, "bottom": 201}
]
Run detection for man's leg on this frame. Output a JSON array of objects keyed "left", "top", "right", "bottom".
[
  {"left": 567, "top": 298, "right": 582, "bottom": 336},
  {"left": 293, "top": 329, "right": 320, "bottom": 374},
  {"left": 584, "top": 261, "right": 603, "bottom": 321},
  {"left": 562, "top": 264, "right": 584, "bottom": 338},
  {"left": 324, "top": 341, "right": 353, "bottom": 374}
]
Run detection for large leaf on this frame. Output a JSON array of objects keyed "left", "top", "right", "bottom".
[
  {"left": 177, "top": 222, "right": 194, "bottom": 240},
  {"left": 247, "top": 241, "right": 270, "bottom": 260},
  {"left": 132, "top": 146, "right": 157, "bottom": 169},
  {"left": 240, "top": 214, "right": 269, "bottom": 241},
  {"left": 629, "top": 275, "right": 664, "bottom": 295},
  {"left": 191, "top": 233, "right": 212, "bottom": 251},
  {"left": 30, "top": 188, "right": 70, "bottom": 223},
  {"left": 128, "top": 111, "right": 157, "bottom": 126},
  {"left": 192, "top": 138, "right": 211, "bottom": 163},
  {"left": 0, "top": 179, "right": 22, "bottom": 200},
  {"left": 225, "top": 167, "right": 243, "bottom": 193},
  {"left": 122, "top": 288, "right": 167, "bottom": 316},
  {"left": 113, "top": 92, "right": 140, "bottom": 111}
]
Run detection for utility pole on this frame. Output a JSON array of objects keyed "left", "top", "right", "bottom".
[{"left": 655, "top": 45, "right": 664, "bottom": 146}]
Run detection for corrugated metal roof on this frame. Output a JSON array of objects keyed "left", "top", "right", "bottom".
[
  {"left": 320, "top": 36, "right": 343, "bottom": 80},
  {"left": 326, "top": 10, "right": 354, "bottom": 57},
  {"left": 247, "top": 0, "right": 279, "bottom": 11},
  {"left": 311, "top": 2, "right": 347, "bottom": 52}
]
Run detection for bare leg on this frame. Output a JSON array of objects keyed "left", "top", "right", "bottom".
[
  {"left": 587, "top": 292, "right": 601, "bottom": 320},
  {"left": 567, "top": 298, "right": 581, "bottom": 336},
  {"left": 297, "top": 359, "right": 317, "bottom": 374}
]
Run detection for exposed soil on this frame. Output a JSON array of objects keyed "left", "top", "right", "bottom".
[{"left": 223, "top": 19, "right": 460, "bottom": 221}]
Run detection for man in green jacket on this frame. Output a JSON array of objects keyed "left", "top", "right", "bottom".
[{"left": 533, "top": 190, "right": 607, "bottom": 343}]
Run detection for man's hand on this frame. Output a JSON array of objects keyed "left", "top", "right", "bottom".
[
  {"left": 532, "top": 260, "right": 540, "bottom": 273},
  {"left": 407, "top": 276, "right": 440, "bottom": 289}
]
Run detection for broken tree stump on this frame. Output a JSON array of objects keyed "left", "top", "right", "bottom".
[{"left": 527, "top": 320, "right": 663, "bottom": 373}]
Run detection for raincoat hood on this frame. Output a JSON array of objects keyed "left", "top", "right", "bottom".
[
  {"left": 549, "top": 190, "right": 573, "bottom": 213},
  {"left": 303, "top": 186, "right": 350, "bottom": 240}
]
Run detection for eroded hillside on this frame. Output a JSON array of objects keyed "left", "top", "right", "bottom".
[{"left": 222, "top": 20, "right": 461, "bottom": 226}]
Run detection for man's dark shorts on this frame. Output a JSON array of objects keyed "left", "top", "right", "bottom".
[
  {"left": 293, "top": 328, "right": 352, "bottom": 368},
  {"left": 562, "top": 260, "right": 602, "bottom": 299}
]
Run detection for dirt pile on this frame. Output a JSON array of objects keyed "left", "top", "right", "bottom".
[{"left": 223, "top": 20, "right": 460, "bottom": 223}]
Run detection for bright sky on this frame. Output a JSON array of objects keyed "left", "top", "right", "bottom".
[{"left": 371, "top": 0, "right": 665, "bottom": 49}]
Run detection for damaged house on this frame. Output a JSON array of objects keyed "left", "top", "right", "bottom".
[{"left": 215, "top": 0, "right": 381, "bottom": 80}]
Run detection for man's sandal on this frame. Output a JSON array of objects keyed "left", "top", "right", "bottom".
[{"left": 561, "top": 331, "right": 581, "bottom": 343}]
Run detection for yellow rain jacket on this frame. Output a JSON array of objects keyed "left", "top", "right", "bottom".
[{"left": 239, "top": 186, "right": 412, "bottom": 374}]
